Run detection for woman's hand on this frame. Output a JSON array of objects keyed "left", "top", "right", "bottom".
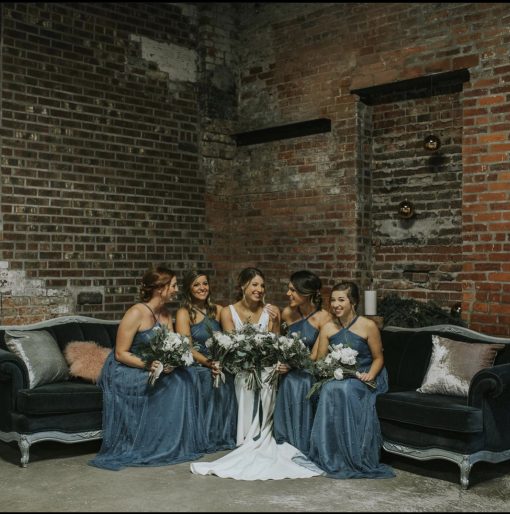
[
  {"left": 162, "top": 364, "right": 175, "bottom": 374},
  {"left": 210, "top": 360, "right": 221, "bottom": 377},
  {"left": 356, "top": 370, "right": 376, "bottom": 382},
  {"left": 277, "top": 362, "right": 290, "bottom": 375},
  {"left": 264, "top": 304, "right": 279, "bottom": 321}
]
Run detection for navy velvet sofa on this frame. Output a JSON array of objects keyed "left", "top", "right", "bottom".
[
  {"left": 0, "top": 316, "right": 118, "bottom": 466},
  {"left": 378, "top": 324, "right": 510, "bottom": 489}
]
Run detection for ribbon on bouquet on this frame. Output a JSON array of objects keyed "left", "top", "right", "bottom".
[
  {"left": 148, "top": 362, "right": 164, "bottom": 386},
  {"left": 212, "top": 361, "right": 226, "bottom": 388},
  {"left": 264, "top": 361, "right": 283, "bottom": 388}
]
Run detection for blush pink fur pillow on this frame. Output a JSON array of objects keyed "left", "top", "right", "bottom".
[{"left": 64, "top": 341, "right": 112, "bottom": 383}]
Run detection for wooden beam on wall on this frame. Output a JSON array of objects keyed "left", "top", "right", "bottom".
[{"left": 232, "top": 118, "right": 331, "bottom": 146}]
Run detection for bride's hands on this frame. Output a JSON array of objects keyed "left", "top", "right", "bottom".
[{"left": 277, "top": 362, "right": 290, "bottom": 375}]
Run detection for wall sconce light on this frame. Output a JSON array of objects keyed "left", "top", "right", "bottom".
[
  {"left": 423, "top": 134, "right": 441, "bottom": 151},
  {"left": 450, "top": 302, "right": 462, "bottom": 317},
  {"left": 398, "top": 200, "right": 415, "bottom": 219}
]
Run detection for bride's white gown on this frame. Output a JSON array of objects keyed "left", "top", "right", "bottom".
[{"left": 190, "top": 306, "right": 323, "bottom": 480}]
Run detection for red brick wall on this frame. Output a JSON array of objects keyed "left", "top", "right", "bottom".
[
  {"left": 0, "top": 2, "right": 210, "bottom": 323},
  {"left": 203, "top": 3, "right": 510, "bottom": 335},
  {"left": 1, "top": 3, "right": 509, "bottom": 336}
]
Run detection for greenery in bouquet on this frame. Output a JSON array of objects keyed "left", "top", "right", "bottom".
[
  {"left": 132, "top": 324, "right": 195, "bottom": 386},
  {"left": 305, "top": 343, "right": 376, "bottom": 399},
  {"left": 223, "top": 323, "right": 277, "bottom": 391},
  {"left": 204, "top": 331, "right": 240, "bottom": 388},
  {"left": 264, "top": 332, "right": 313, "bottom": 388}
]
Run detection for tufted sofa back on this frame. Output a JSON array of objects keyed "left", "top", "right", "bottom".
[
  {"left": 381, "top": 324, "right": 510, "bottom": 392},
  {"left": 0, "top": 316, "right": 119, "bottom": 353}
]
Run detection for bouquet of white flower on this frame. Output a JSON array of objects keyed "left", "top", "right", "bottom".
[
  {"left": 223, "top": 324, "right": 277, "bottom": 390},
  {"left": 204, "top": 331, "right": 240, "bottom": 388},
  {"left": 263, "top": 332, "right": 312, "bottom": 388},
  {"left": 305, "top": 343, "right": 376, "bottom": 399},
  {"left": 133, "top": 324, "right": 195, "bottom": 386}
]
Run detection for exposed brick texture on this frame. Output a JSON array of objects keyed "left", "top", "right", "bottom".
[
  {"left": 0, "top": 2, "right": 211, "bottom": 323},
  {"left": 1, "top": 3, "right": 509, "bottom": 336},
  {"left": 203, "top": 2, "right": 510, "bottom": 335}
]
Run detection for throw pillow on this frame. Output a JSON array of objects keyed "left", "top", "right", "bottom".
[
  {"left": 417, "top": 335, "right": 505, "bottom": 397},
  {"left": 64, "top": 341, "right": 112, "bottom": 383},
  {"left": 5, "top": 329, "right": 70, "bottom": 389}
]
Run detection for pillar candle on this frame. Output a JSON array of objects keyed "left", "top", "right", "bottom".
[{"left": 364, "top": 290, "right": 377, "bottom": 316}]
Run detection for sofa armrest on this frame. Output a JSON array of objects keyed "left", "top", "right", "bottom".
[
  {"left": 0, "top": 348, "right": 30, "bottom": 430},
  {"left": 0, "top": 348, "right": 29, "bottom": 388},
  {"left": 468, "top": 363, "right": 510, "bottom": 451},
  {"left": 469, "top": 363, "right": 510, "bottom": 406}
]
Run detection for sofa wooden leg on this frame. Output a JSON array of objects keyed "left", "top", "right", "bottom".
[
  {"left": 18, "top": 436, "right": 30, "bottom": 468},
  {"left": 459, "top": 456, "right": 471, "bottom": 489}
]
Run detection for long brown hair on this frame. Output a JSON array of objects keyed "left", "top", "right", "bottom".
[
  {"left": 330, "top": 281, "right": 360, "bottom": 328},
  {"left": 236, "top": 267, "right": 266, "bottom": 302},
  {"left": 181, "top": 270, "right": 217, "bottom": 323}
]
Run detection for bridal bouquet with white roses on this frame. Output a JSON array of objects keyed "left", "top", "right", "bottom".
[
  {"left": 223, "top": 324, "right": 277, "bottom": 390},
  {"left": 305, "top": 343, "right": 376, "bottom": 399},
  {"left": 204, "top": 331, "right": 240, "bottom": 388},
  {"left": 133, "top": 324, "right": 194, "bottom": 386},
  {"left": 263, "top": 332, "right": 312, "bottom": 388}
]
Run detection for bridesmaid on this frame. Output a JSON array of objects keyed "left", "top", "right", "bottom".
[
  {"left": 175, "top": 270, "right": 237, "bottom": 452},
  {"left": 89, "top": 264, "right": 204, "bottom": 470},
  {"left": 273, "top": 270, "right": 331, "bottom": 455},
  {"left": 308, "top": 281, "right": 394, "bottom": 478}
]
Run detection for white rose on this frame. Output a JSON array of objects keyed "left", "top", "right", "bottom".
[
  {"left": 182, "top": 351, "right": 194, "bottom": 366},
  {"left": 334, "top": 368, "right": 344, "bottom": 380},
  {"left": 254, "top": 333, "right": 267, "bottom": 344},
  {"left": 167, "top": 333, "right": 182, "bottom": 350},
  {"left": 217, "top": 333, "right": 234, "bottom": 349},
  {"left": 339, "top": 347, "right": 358, "bottom": 366}
]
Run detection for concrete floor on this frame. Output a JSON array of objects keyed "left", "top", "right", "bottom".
[{"left": 1, "top": 440, "right": 510, "bottom": 512}]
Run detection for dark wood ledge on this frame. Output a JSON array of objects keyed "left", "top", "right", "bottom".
[
  {"left": 351, "top": 69, "right": 470, "bottom": 105},
  {"left": 232, "top": 118, "right": 331, "bottom": 146}
]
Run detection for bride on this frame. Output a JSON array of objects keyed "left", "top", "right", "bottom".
[{"left": 190, "top": 267, "right": 323, "bottom": 480}]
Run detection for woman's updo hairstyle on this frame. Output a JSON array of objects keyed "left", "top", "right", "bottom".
[
  {"left": 290, "top": 270, "right": 323, "bottom": 310},
  {"left": 330, "top": 281, "right": 360, "bottom": 311},
  {"left": 181, "top": 269, "right": 217, "bottom": 322},
  {"left": 139, "top": 264, "right": 175, "bottom": 302},
  {"left": 236, "top": 267, "right": 265, "bottom": 301}
]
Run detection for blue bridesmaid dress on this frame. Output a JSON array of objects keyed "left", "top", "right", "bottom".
[
  {"left": 89, "top": 324, "right": 205, "bottom": 470},
  {"left": 190, "top": 317, "right": 237, "bottom": 452},
  {"left": 308, "top": 317, "right": 395, "bottom": 478},
  {"left": 273, "top": 313, "right": 319, "bottom": 455}
]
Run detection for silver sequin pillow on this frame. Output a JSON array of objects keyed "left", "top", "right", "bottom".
[
  {"left": 417, "top": 335, "right": 504, "bottom": 397},
  {"left": 5, "top": 329, "right": 70, "bottom": 388}
]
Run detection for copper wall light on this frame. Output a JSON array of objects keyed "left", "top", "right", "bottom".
[
  {"left": 423, "top": 134, "right": 441, "bottom": 151},
  {"left": 398, "top": 200, "right": 415, "bottom": 219}
]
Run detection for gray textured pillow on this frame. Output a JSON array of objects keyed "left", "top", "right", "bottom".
[
  {"left": 5, "top": 329, "right": 69, "bottom": 388},
  {"left": 417, "top": 335, "right": 505, "bottom": 397}
]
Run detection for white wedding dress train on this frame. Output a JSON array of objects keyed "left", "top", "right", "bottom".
[{"left": 190, "top": 306, "right": 323, "bottom": 480}]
